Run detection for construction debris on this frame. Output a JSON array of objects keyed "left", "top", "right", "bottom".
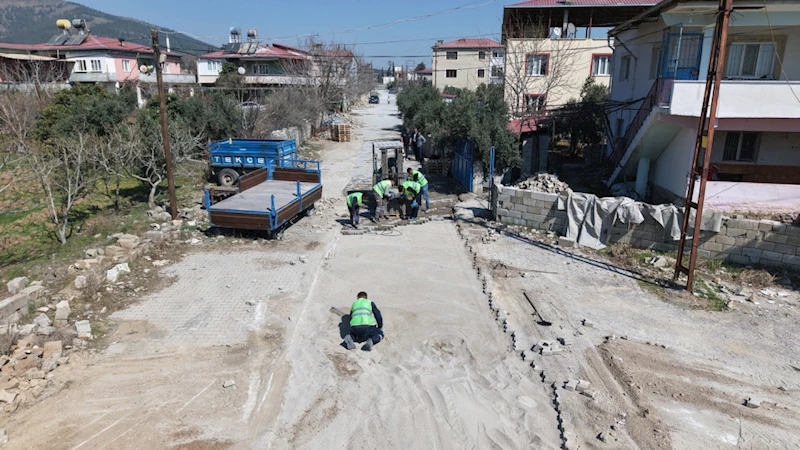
[{"left": 516, "top": 173, "right": 569, "bottom": 194}]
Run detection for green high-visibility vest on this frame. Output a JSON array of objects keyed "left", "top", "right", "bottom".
[
  {"left": 410, "top": 170, "right": 428, "bottom": 187},
  {"left": 402, "top": 180, "right": 421, "bottom": 195},
  {"left": 373, "top": 180, "right": 392, "bottom": 197},
  {"left": 347, "top": 192, "right": 363, "bottom": 207},
  {"left": 350, "top": 298, "right": 377, "bottom": 327}
]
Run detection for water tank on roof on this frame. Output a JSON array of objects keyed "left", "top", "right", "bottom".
[
  {"left": 72, "top": 19, "right": 86, "bottom": 29},
  {"left": 56, "top": 19, "right": 71, "bottom": 30},
  {"left": 230, "top": 27, "right": 241, "bottom": 35},
  {"left": 247, "top": 29, "right": 258, "bottom": 40}
]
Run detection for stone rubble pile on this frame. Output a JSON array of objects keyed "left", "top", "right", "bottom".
[
  {"left": 0, "top": 335, "right": 72, "bottom": 414},
  {"left": 516, "top": 173, "right": 570, "bottom": 194}
]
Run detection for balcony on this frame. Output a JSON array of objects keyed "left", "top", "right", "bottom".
[
  {"left": 70, "top": 72, "right": 115, "bottom": 83},
  {"left": 139, "top": 73, "right": 196, "bottom": 84},
  {"left": 669, "top": 80, "right": 800, "bottom": 119}
]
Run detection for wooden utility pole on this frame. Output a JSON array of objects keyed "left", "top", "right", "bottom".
[
  {"left": 151, "top": 29, "right": 179, "bottom": 220},
  {"left": 674, "top": 0, "right": 732, "bottom": 291}
]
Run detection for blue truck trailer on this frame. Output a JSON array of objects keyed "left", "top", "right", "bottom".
[
  {"left": 209, "top": 138, "right": 297, "bottom": 186},
  {"left": 204, "top": 158, "right": 322, "bottom": 238}
]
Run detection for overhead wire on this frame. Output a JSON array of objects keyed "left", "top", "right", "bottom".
[{"left": 761, "top": 0, "right": 800, "bottom": 104}]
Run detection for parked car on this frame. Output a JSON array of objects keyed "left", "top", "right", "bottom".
[
  {"left": 368, "top": 95, "right": 379, "bottom": 104},
  {"left": 388, "top": 88, "right": 396, "bottom": 94}
]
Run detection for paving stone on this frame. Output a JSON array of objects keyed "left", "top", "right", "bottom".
[
  {"left": 564, "top": 379, "right": 578, "bottom": 391},
  {"left": 6, "top": 277, "right": 28, "bottom": 295},
  {"left": 576, "top": 379, "right": 591, "bottom": 392},
  {"left": 55, "top": 300, "right": 70, "bottom": 321},
  {"left": 223, "top": 380, "right": 236, "bottom": 388},
  {"left": 745, "top": 397, "right": 761, "bottom": 408},
  {"left": 582, "top": 319, "right": 594, "bottom": 328},
  {"left": 75, "top": 320, "right": 92, "bottom": 339},
  {"left": 541, "top": 346, "right": 564, "bottom": 356},
  {"left": 0, "top": 390, "right": 17, "bottom": 403},
  {"left": 33, "top": 313, "right": 51, "bottom": 328}
]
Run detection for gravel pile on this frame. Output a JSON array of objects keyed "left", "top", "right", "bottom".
[{"left": 516, "top": 173, "right": 570, "bottom": 194}]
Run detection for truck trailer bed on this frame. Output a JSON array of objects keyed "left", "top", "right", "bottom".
[{"left": 210, "top": 180, "right": 319, "bottom": 213}]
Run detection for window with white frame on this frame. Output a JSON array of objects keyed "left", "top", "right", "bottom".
[
  {"left": 723, "top": 131, "right": 760, "bottom": 162},
  {"left": 492, "top": 50, "right": 502, "bottom": 58},
  {"left": 122, "top": 60, "right": 131, "bottom": 72},
  {"left": 90, "top": 59, "right": 102, "bottom": 72},
  {"left": 649, "top": 46, "right": 661, "bottom": 79},
  {"left": 726, "top": 43, "right": 775, "bottom": 79},
  {"left": 163, "top": 63, "right": 170, "bottom": 74},
  {"left": 592, "top": 55, "right": 611, "bottom": 76},
  {"left": 446, "top": 51, "right": 457, "bottom": 60},
  {"left": 524, "top": 94, "right": 546, "bottom": 113},
  {"left": 620, "top": 55, "right": 631, "bottom": 81},
  {"left": 252, "top": 64, "right": 270, "bottom": 75},
  {"left": 75, "top": 60, "right": 87, "bottom": 72},
  {"left": 526, "top": 54, "right": 548, "bottom": 76}
]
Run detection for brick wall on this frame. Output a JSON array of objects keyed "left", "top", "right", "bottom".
[{"left": 492, "top": 184, "right": 800, "bottom": 271}]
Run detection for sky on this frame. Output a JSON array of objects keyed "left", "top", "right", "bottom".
[{"left": 75, "top": 0, "right": 509, "bottom": 68}]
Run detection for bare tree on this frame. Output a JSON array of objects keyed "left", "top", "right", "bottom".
[
  {"left": 0, "top": 90, "right": 44, "bottom": 197},
  {"left": 0, "top": 56, "right": 69, "bottom": 108}
]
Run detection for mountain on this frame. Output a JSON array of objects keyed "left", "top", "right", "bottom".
[{"left": 0, "top": 0, "right": 216, "bottom": 55}]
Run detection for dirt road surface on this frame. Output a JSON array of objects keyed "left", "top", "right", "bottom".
[{"left": 5, "top": 91, "right": 800, "bottom": 450}]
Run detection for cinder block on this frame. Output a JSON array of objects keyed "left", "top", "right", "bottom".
[
  {"left": 513, "top": 189, "right": 526, "bottom": 198},
  {"left": 742, "top": 248, "right": 762, "bottom": 258},
  {"left": 726, "top": 228, "right": 748, "bottom": 238},
  {"left": 754, "top": 241, "right": 776, "bottom": 251},
  {"left": 521, "top": 212, "right": 538, "bottom": 221},
  {"left": 497, "top": 208, "right": 511, "bottom": 216},
  {"left": 715, "top": 235, "right": 736, "bottom": 245},
  {"left": 784, "top": 226, "right": 800, "bottom": 237},
  {"left": 787, "top": 236, "right": 800, "bottom": 246},
  {"left": 761, "top": 250, "right": 783, "bottom": 262},
  {"left": 522, "top": 196, "right": 537, "bottom": 206},
  {"left": 729, "top": 254, "right": 751, "bottom": 265},
  {"left": 506, "top": 210, "right": 522, "bottom": 219},
  {"left": 764, "top": 233, "right": 789, "bottom": 244},
  {"left": 702, "top": 242, "right": 724, "bottom": 252},
  {"left": 720, "top": 245, "right": 742, "bottom": 255},
  {"left": 497, "top": 194, "right": 511, "bottom": 204},
  {"left": 758, "top": 222, "right": 775, "bottom": 232},
  {"left": 746, "top": 230, "right": 759, "bottom": 239},
  {"left": 774, "top": 243, "right": 797, "bottom": 255},
  {"left": 697, "top": 249, "right": 712, "bottom": 259},
  {"left": 735, "top": 237, "right": 752, "bottom": 246},
  {"left": 782, "top": 254, "right": 800, "bottom": 265},
  {"left": 727, "top": 219, "right": 760, "bottom": 231}
]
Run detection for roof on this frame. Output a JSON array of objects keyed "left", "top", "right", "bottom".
[
  {"left": 0, "top": 35, "right": 179, "bottom": 56},
  {"left": 609, "top": 0, "right": 682, "bottom": 35},
  {"left": 434, "top": 38, "right": 502, "bottom": 49},
  {"left": 441, "top": 93, "right": 457, "bottom": 99},
  {"left": 507, "top": 0, "right": 656, "bottom": 7},
  {"left": 200, "top": 43, "right": 307, "bottom": 60},
  {"left": 0, "top": 52, "right": 58, "bottom": 61},
  {"left": 508, "top": 118, "right": 538, "bottom": 134},
  {"left": 413, "top": 68, "right": 433, "bottom": 74}
]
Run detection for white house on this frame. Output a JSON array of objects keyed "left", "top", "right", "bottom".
[{"left": 607, "top": 0, "right": 800, "bottom": 211}]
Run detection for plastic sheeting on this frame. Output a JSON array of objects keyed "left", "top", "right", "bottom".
[{"left": 556, "top": 190, "right": 722, "bottom": 250}]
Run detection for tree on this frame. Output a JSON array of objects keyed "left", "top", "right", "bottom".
[
  {"left": 415, "top": 62, "right": 426, "bottom": 71},
  {"left": 556, "top": 77, "right": 609, "bottom": 155},
  {"left": 215, "top": 62, "right": 247, "bottom": 103}
]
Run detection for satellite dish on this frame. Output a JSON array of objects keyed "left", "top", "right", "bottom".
[
  {"left": 139, "top": 65, "right": 149, "bottom": 74},
  {"left": 551, "top": 27, "right": 562, "bottom": 38},
  {"left": 237, "top": 66, "right": 246, "bottom": 75},
  {"left": 567, "top": 23, "right": 576, "bottom": 37}
]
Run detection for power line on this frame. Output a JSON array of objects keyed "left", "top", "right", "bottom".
[{"left": 761, "top": 0, "right": 800, "bottom": 104}]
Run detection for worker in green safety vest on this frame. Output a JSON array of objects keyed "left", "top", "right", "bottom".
[
  {"left": 346, "top": 192, "right": 365, "bottom": 228},
  {"left": 371, "top": 179, "right": 395, "bottom": 222},
  {"left": 400, "top": 180, "right": 421, "bottom": 221},
  {"left": 342, "top": 291, "right": 384, "bottom": 351},
  {"left": 407, "top": 167, "right": 430, "bottom": 211}
]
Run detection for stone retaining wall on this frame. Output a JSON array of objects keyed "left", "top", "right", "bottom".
[{"left": 493, "top": 184, "right": 800, "bottom": 271}]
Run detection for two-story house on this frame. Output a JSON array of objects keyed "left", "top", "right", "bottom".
[
  {"left": 501, "top": 0, "right": 655, "bottom": 117},
  {"left": 432, "top": 38, "right": 504, "bottom": 91},
  {"left": 606, "top": 0, "right": 800, "bottom": 210},
  {"left": 198, "top": 28, "right": 310, "bottom": 87}
]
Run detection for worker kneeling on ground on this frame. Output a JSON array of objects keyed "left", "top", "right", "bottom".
[
  {"left": 343, "top": 291, "right": 384, "bottom": 352},
  {"left": 406, "top": 167, "right": 429, "bottom": 211},
  {"left": 346, "top": 191, "right": 364, "bottom": 229},
  {"left": 400, "top": 180, "right": 421, "bottom": 221},
  {"left": 371, "top": 179, "right": 395, "bottom": 222}
]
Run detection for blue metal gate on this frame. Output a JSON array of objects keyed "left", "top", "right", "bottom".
[{"left": 453, "top": 140, "right": 474, "bottom": 192}]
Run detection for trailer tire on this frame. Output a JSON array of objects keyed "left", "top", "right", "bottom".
[
  {"left": 218, "top": 168, "right": 239, "bottom": 187},
  {"left": 304, "top": 205, "right": 317, "bottom": 216},
  {"left": 268, "top": 228, "right": 285, "bottom": 240}
]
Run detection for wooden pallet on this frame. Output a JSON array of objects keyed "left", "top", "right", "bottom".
[
  {"left": 331, "top": 124, "right": 352, "bottom": 142},
  {"left": 424, "top": 158, "right": 450, "bottom": 175}
]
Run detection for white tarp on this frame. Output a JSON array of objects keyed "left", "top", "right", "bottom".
[{"left": 557, "top": 190, "right": 722, "bottom": 250}]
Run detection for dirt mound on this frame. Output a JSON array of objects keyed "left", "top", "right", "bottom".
[{"left": 516, "top": 173, "right": 569, "bottom": 194}]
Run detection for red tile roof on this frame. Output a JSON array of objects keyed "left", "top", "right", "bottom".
[
  {"left": 508, "top": 0, "right": 655, "bottom": 6},
  {"left": 434, "top": 38, "right": 502, "bottom": 49},
  {"left": 0, "top": 35, "right": 179, "bottom": 55},
  {"left": 508, "top": 117, "right": 539, "bottom": 134}
]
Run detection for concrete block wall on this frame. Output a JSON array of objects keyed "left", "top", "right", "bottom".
[{"left": 493, "top": 184, "right": 800, "bottom": 271}]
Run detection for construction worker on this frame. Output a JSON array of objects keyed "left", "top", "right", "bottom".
[
  {"left": 406, "top": 167, "right": 430, "bottom": 211},
  {"left": 342, "top": 291, "right": 383, "bottom": 351},
  {"left": 401, "top": 180, "right": 422, "bottom": 220},
  {"left": 371, "top": 179, "right": 395, "bottom": 222},
  {"left": 346, "top": 191, "right": 364, "bottom": 228}
]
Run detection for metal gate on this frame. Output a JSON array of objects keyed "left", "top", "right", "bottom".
[
  {"left": 660, "top": 28, "right": 704, "bottom": 81},
  {"left": 453, "top": 140, "right": 474, "bottom": 192}
]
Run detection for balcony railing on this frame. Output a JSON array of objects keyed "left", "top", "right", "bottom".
[
  {"left": 609, "top": 77, "right": 672, "bottom": 169},
  {"left": 139, "top": 73, "right": 196, "bottom": 84}
]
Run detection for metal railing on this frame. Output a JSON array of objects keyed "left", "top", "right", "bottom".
[{"left": 609, "top": 78, "right": 672, "bottom": 169}]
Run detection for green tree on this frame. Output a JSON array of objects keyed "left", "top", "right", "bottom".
[
  {"left": 415, "top": 62, "right": 426, "bottom": 71},
  {"left": 557, "top": 77, "right": 609, "bottom": 155}
]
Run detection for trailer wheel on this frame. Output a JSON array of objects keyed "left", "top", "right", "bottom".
[
  {"left": 217, "top": 168, "right": 239, "bottom": 187},
  {"left": 304, "top": 205, "right": 317, "bottom": 216},
  {"left": 268, "top": 228, "right": 285, "bottom": 240}
]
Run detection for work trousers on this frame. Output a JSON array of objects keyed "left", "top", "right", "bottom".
[
  {"left": 406, "top": 192, "right": 421, "bottom": 219},
  {"left": 420, "top": 184, "right": 430, "bottom": 209},
  {"left": 350, "top": 325, "right": 383, "bottom": 344},
  {"left": 348, "top": 203, "right": 360, "bottom": 225},
  {"left": 372, "top": 191, "right": 386, "bottom": 218}
]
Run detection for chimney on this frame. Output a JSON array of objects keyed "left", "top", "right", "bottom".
[
  {"left": 118, "top": 38, "right": 125, "bottom": 47},
  {"left": 437, "top": 40, "right": 443, "bottom": 45}
]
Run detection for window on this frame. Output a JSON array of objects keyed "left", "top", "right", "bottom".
[
  {"left": 478, "top": 51, "right": 486, "bottom": 60},
  {"left": 524, "top": 94, "right": 546, "bottom": 113},
  {"left": 121, "top": 60, "right": 131, "bottom": 72},
  {"left": 477, "top": 69, "right": 485, "bottom": 78},
  {"left": 75, "top": 60, "right": 87, "bottom": 72},
  {"left": 90, "top": 59, "right": 102, "bottom": 72},
  {"left": 723, "top": 132, "right": 760, "bottom": 162},
  {"left": 446, "top": 69, "right": 457, "bottom": 78},
  {"left": 649, "top": 46, "right": 661, "bottom": 80},
  {"left": 252, "top": 64, "right": 270, "bottom": 75},
  {"left": 592, "top": 55, "right": 611, "bottom": 76},
  {"left": 163, "top": 63, "right": 170, "bottom": 74},
  {"left": 446, "top": 51, "right": 458, "bottom": 60},
  {"left": 726, "top": 43, "right": 775, "bottom": 79},
  {"left": 492, "top": 51, "right": 502, "bottom": 58},
  {"left": 206, "top": 61, "right": 221, "bottom": 71},
  {"left": 491, "top": 65, "right": 504, "bottom": 77},
  {"left": 526, "top": 54, "right": 548, "bottom": 76},
  {"left": 620, "top": 55, "right": 631, "bottom": 81}
]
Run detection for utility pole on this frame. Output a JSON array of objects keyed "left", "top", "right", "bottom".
[
  {"left": 151, "top": 29, "right": 179, "bottom": 220},
  {"left": 673, "top": 0, "right": 732, "bottom": 291}
]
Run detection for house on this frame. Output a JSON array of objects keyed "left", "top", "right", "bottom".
[
  {"left": 408, "top": 68, "right": 433, "bottom": 82},
  {"left": 432, "top": 38, "right": 504, "bottom": 91},
  {"left": 606, "top": 0, "right": 800, "bottom": 210},
  {"left": 0, "top": 20, "right": 194, "bottom": 102},
  {"left": 197, "top": 29, "right": 309, "bottom": 86},
  {"left": 501, "top": 0, "right": 655, "bottom": 117}
]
